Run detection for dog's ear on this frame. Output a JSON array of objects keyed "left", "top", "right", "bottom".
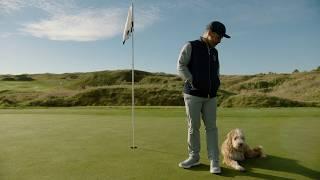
[
  {"left": 226, "top": 130, "right": 232, "bottom": 140},
  {"left": 226, "top": 130, "right": 234, "bottom": 149}
]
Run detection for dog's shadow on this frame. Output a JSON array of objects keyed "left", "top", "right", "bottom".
[{"left": 190, "top": 155, "right": 319, "bottom": 179}]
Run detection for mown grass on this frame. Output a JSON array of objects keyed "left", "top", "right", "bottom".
[{"left": 0, "top": 107, "right": 319, "bottom": 179}]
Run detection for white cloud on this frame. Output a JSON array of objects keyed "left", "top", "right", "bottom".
[
  {"left": 20, "top": 7, "right": 160, "bottom": 42},
  {"left": 0, "top": 0, "right": 25, "bottom": 13},
  {"left": 0, "top": 0, "right": 75, "bottom": 14},
  {"left": 21, "top": 9, "right": 125, "bottom": 41},
  {"left": 7, "top": 0, "right": 160, "bottom": 41}
]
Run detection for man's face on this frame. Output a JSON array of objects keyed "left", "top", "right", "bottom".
[{"left": 207, "top": 31, "right": 223, "bottom": 47}]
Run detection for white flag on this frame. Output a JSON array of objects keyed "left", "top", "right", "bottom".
[{"left": 122, "top": 4, "right": 134, "bottom": 44}]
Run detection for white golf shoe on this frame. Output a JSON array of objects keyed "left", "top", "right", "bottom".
[
  {"left": 210, "top": 160, "right": 221, "bottom": 174},
  {"left": 178, "top": 157, "right": 200, "bottom": 168}
]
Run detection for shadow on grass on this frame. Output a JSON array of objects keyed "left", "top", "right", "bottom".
[
  {"left": 188, "top": 155, "right": 320, "bottom": 179},
  {"left": 138, "top": 148, "right": 319, "bottom": 179},
  {"left": 189, "top": 164, "right": 291, "bottom": 180}
]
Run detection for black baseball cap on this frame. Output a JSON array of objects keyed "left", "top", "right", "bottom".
[{"left": 207, "top": 21, "right": 230, "bottom": 38}]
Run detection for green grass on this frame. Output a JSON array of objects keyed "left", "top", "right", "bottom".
[
  {"left": 0, "top": 107, "right": 319, "bottom": 179},
  {"left": 1, "top": 70, "right": 319, "bottom": 107}
]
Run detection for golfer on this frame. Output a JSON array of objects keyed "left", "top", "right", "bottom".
[{"left": 177, "top": 21, "right": 230, "bottom": 174}]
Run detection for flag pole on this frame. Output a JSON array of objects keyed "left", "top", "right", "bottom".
[
  {"left": 130, "top": 2, "right": 137, "bottom": 150},
  {"left": 122, "top": 1, "right": 136, "bottom": 149}
]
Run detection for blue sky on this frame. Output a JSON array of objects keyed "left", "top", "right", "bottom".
[{"left": 0, "top": 0, "right": 319, "bottom": 75}]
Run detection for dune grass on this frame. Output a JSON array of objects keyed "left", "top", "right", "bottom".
[
  {"left": 1, "top": 70, "right": 319, "bottom": 107},
  {"left": 0, "top": 107, "right": 319, "bottom": 179}
]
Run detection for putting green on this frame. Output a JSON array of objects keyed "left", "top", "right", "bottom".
[{"left": 0, "top": 107, "right": 319, "bottom": 179}]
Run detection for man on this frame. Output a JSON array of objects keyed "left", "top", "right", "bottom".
[{"left": 177, "top": 21, "right": 230, "bottom": 174}]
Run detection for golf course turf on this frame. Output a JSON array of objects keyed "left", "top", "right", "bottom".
[{"left": 0, "top": 107, "right": 319, "bottom": 179}]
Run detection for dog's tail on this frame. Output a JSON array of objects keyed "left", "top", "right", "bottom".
[{"left": 257, "top": 145, "right": 267, "bottom": 158}]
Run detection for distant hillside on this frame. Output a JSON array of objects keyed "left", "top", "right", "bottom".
[{"left": 0, "top": 68, "right": 319, "bottom": 107}]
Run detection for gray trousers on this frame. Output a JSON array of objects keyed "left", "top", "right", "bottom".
[{"left": 183, "top": 93, "right": 219, "bottom": 162}]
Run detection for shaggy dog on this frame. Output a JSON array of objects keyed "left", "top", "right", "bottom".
[{"left": 221, "top": 128, "right": 266, "bottom": 171}]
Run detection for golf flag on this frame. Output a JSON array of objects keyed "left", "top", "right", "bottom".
[
  {"left": 122, "top": 4, "right": 134, "bottom": 44},
  {"left": 122, "top": 2, "right": 137, "bottom": 149}
]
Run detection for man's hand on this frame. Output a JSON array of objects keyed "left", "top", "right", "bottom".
[{"left": 186, "top": 79, "right": 197, "bottom": 90}]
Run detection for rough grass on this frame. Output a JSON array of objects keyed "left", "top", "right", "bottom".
[
  {"left": 0, "top": 107, "right": 319, "bottom": 179},
  {"left": 27, "top": 86, "right": 184, "bottom": 107},
  {"left": 220, "top": 93, "right": 316, "bottom": 107},
  {"left": 72, "top": 70, "right": 153, "bottom": 87},
  {"left": 0, "top": 69, "right": 319, "bottom": 107},
  {"left": 269, "top": 72, "right": 320, "bottom": 102}
]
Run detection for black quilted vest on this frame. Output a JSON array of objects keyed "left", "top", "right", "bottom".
[{"left": 183, "top": 38, "right": 220, "bottom": 98}]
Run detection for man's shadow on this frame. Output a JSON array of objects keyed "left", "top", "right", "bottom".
[{"left": 189, "top": 155, "right": 319, "bottom": 179}]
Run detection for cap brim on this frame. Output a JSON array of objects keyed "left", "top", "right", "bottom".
[{"left": 224, "top": 34, "right": 231, "bottom": 38}]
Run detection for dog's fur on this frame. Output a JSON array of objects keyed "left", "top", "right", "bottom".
[{"left": 221, "top": 128, "right": 266, "bottom": 171}]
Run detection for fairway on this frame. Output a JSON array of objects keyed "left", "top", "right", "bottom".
[{"left": 0, "top": 107, "right": 319, "bottom": 179}]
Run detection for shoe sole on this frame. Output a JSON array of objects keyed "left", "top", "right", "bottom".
[{"left": 179, "top": 162, "right": 201, "bottom": 169}]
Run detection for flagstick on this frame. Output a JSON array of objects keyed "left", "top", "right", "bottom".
[{"left": 130, "top": 2, "right": 137, "bottom": 150}]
